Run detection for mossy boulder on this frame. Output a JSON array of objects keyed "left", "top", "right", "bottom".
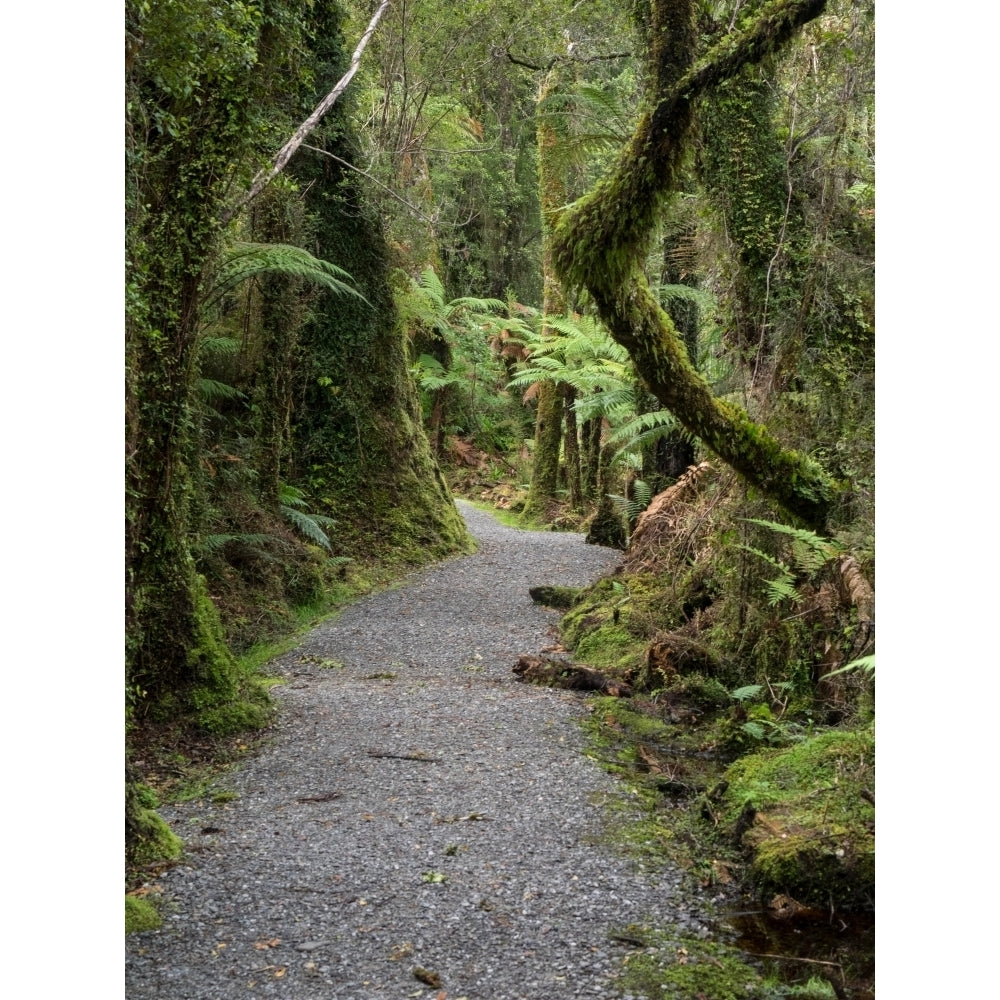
[
  {"left": 125, "top": 781, "right": 183, "bottom": 867},
  {"left": 125, "top": 895, "right": 162, "bottom": 934},
  {"left": 719, "top": 725, "right": 875, "bottom": 910},
  {"left": 528, "top": 585, "right": 582, "bottom": 609}
]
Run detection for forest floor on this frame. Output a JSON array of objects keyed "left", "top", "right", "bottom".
[{"left": 126, "top": 501, "right": 743, "bottom": 999}]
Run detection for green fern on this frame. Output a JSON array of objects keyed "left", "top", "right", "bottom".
[
  {"left": 197, "top": 335, "right": 240, "bottom": 357},
  {"left": 823, "top": 655, "right": 875, "bottom": 679},
  {"left": 278, "top": 484, "right": 336, "bottom": 551},
  {"left": 609, "top": 479, "right": 653, "bottom": 527},
  {"left": 195, "top": 532, "right": 273, "bottom": 555},
  {"left": 205, "top": 243, "right": 369, "bottom": 310},
  {"left": 196, "top": 377, "right": 244, "bottom": 402},
  {"left": 740, "top": 545, "right": 797, "bottom": 606},
  {"left": 744, "top": 518, "right": 842, "bottom": 574},
  {"left": 606, "top": 408, "right": 695, "bottom": 467}
]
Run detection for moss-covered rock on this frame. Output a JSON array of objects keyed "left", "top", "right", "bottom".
[
  {"left": 719, "top": 725, "right": 875, "bottom": 909},
  {"left": 125, "top": 895, "right": 162, "bottom": 934},
  {"left": 125, "top": 779, "right": 183, "bottom": 867}
]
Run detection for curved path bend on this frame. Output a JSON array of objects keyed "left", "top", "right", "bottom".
[{"left": 126, "top": 501, "right": 714, "bottom": 1000}]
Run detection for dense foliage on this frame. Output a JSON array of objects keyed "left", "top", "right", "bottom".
[{"left": 126, "top": 0, "right": 874, "bottom": 939}]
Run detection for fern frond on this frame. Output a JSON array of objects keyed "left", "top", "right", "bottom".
[
  {"left": 417, "top": 265, "right": 446, "bottom": 307},
  {"left": 197, "top": 335, "right": 240, "bottom": 357},
  {"left": 280, "top": 506, "right": 332, "bottom": 550},
  {"left": 824, "top": 655, "right": 875, "bottom": 679},
  {"left": 195, "top": 533, "right": 273, "bottom": 554},
  {"left": 196, "top": 378, "right": 244, "bottom": 402},
  {"left": 447, "top": 295, "right": 507, "bottom": 316},
  {"left": 207, "top": 243, "right": 369, "bottom": 309},
  {"left": 741, "top": 545, "right": 798, "bottom": 606},
  {"left": 744, "top": 518, "right": 842, "bottom": 573},
  {"left": 609, "top": 480, "right": 653, "bottom": 524},
  {"left": 411, "top": 354, "right": 465, "bottom": 391},
  {"left": 278, "top": 483, "right": 308, "bottom": 508}
]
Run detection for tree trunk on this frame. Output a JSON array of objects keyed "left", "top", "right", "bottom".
[
  {"left": 563, "top": 384, "right": 583, "bottom": 509},
  {"left": 288, "top": 42, "right": 470, "bottom": 562},
  {"left": 550, "top": 0, "right": 835, "bottom": 531},
  {"left": 524, "top": 66, "right": 571, "bottom": 520}
]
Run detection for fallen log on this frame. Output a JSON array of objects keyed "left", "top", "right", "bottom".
[{"left": 512, "top": 654, "right": 633, "bottom": 697}]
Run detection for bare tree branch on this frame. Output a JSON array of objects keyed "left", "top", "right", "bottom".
[
  {"left": 222, "top": 1, "right": 391, "bottom": 223},
  {"left": 300, "top": 144, "right": 438, "bottom": 224}
]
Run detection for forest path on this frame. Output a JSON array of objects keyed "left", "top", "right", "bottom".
[{"left": 126, "top": 501, "right": 714, "bottom": 1000}]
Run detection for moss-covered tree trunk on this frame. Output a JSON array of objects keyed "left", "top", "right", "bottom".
[
  {"left": 698, "top": 68, "right": 803, "bottom": 378},
  {"left": 288, "top": 21, "right": 470, "bottom": 561},
  {"left": 581, "top": 412, "right": 603, "bottom": 500},
  {"left": 653, "top": 218, "right": 699, "bottom": 480},
  {"left": 251, "top": 192, "right": 311, "bottom": 509},
  {"left": 523, "top": 67, "right": 571, "bottom": 521},
  {"left": 563, "top": 384, "right": 583, "bottom": 509},
  {"left": 125, "top": 1, "right": 267, "bottom": 717},
  {"left": 550, "top": 0, "right": 836, "bottom": 531}
]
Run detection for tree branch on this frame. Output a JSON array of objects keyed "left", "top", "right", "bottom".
[
  {"left": 221, "top": 1, "right": 391, "bottom": 223},
  {"left": 550, "top": 0, "right": 835, "bottom": 530}
]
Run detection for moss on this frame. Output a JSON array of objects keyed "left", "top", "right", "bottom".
[
  {"left": 125, "top": 895, "right": 162, "bottom": 934},
  {"left": 575, "top": 624, "right": 644, "bottom": 672},
  {"left": 528, "top": 585, "right": 581, "bottom": 609},
  {"left": 668, "top": 672, "right": 731, "bottom": 711},
  {"left": 618, "top": 931, "right": 767, "bottom": 999},
  {"left": 549, "top": 0, "right": 835, "bottom": 530},
  {"left": 126, "top": 785, "right": 183, "bottom": 867},
  {"left": 195, "top": 696, "right": 271, "bottom": 736},
  {"left": 720, "top": 725, "right": 875, "bottom": 908}
]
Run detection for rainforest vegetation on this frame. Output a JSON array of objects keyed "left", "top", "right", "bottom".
[{"left": 126, "top": 0, "right": 873, "bottom": 989}]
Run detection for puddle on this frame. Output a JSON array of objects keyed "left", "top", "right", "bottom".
[{"left": 725, "top": 907, "right": 874, "bottom": 998}]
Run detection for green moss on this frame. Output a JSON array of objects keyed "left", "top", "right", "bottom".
[
  {"left": 720, "top": 725, "right": 875, "bottom": 908},
  {"left": 126, "top": 791, "right": 183, "bottom": 866},
  {"left": 618, "top": 931, "right": 766, "bottom": 999},
  {"left": 528, "top": 585, "right": 581, "bottom": 609},
  {"left": 195, "top": 696, "right": 271, "bottom": 736},
  {"left": 125, "top": 895, "right": 162, "bottom": 934},
  {"left": 575, "top": 624, "right": 643, "bottom": 672}
]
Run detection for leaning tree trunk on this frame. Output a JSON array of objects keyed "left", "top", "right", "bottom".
[{"left": 550, "top": 0, "right": 836, "bottom": 531}]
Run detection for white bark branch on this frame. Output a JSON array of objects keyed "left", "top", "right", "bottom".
[{"left": 222, "top": 1, "right": 391, "bottom": 223}]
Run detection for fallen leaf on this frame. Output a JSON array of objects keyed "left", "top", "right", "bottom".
[
  {"left": 414, "top": 967, "right": 443, "bottom": 988},
  {"left": 390, "top": 941, "right": 415, "bottom": 961},
  {"left": 273, "top": 967, "right": 287, "bottom": 978},
  {"left": 126, "top": 884, "right": 162, "bottom": 897},
  {"left": 254, "top": 938, "right": 282, "bottom": 950}
]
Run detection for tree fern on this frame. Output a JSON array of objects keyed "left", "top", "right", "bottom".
[{"left": 605, "top": 408, "right": 695, "bottom": 466}]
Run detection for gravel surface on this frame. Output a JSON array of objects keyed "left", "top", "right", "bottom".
[{"left": 126, "top": 501, "right": 717, "bottom": 1000}]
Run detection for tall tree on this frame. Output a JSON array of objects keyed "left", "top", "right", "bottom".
[{"left": 522, "top": 67, "right": 571, "bottom": 520}]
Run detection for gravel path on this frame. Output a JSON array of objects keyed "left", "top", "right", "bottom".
[{"left": 126, "top": 501, "right": 716, "bottom": 1000}]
